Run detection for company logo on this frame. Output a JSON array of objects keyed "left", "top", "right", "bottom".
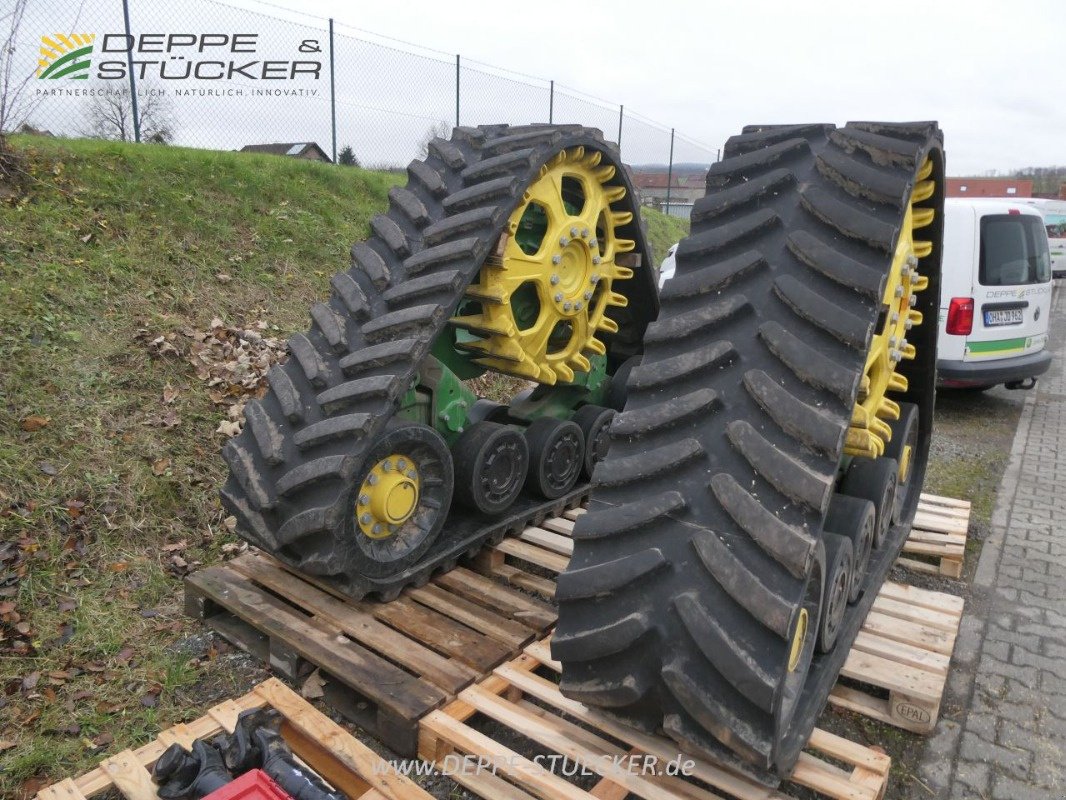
[{"left": 37, "top": 33, "right": 96, "bottom": 80}]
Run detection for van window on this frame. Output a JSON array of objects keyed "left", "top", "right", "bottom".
[
  {"left": 1044, "top": 214, "right": 1066, "bottom": 239},
  {"left": 979, "top": 215, "right": 1052, "bottom": 286}
]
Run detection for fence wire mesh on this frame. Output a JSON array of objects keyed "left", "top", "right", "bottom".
[{"left": 11, "top": 0, "right": 718, "bottom": 203}]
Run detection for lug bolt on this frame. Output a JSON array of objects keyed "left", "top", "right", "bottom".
[
  {"left": 907, "top": 255, "right": 919, "bottom": 267},
  {"left": 367, "top": 474, "right": 378, "bottom": 486},
  {"left": 551, "top": 255, "right": 561, "bottom": 266},
  {"left": 891, "top": 312, "right": 900, "bottom": 323},
  {"left": 560, "top": 236, "right": 570, "bottom": 247},
  {"left": 382, "top": 459, "right": 392, "bottom": 471},
  {"left": 584, "top": 290, "right": 593, "bottom": 300},
  {"left": 581, "top": 227, "right": 590, "bottom": 237},
  {"left": 570, "top": 226, "right": 578, "bottom": 237},
  {"left": 397, "top": 458, "right": 406, "bottom": 470},
  {"left": 575, "top": 301, "right": 583, "bottom": 311},
  {"left": 901, "top": 266, "right": 911, "bottom": 279},
  {"left": 550, "top": 273, "right": 560, "bottom": 284},
  {"left": 909, "top": 294, "right": 918, "bottom": 307},
  {"left": 592, "top": 255, "right": 602, "bottom": 265},
  {"left": 555, "top": 292, "right": 563, "bottom": 302},
  {"left": 591, "top": 273, "right": 601, "bottom": 282},
  {"left": 894, "top": 285, "right": 904, "bottom": 298},
  {"left": 564, "top": 301, "right": 572, "bottom": 311},
  {"left": 889, "top": 336, "right": 898, "bottom": 347},
  {"left": 372, "top": 523, "right": 382, "bottom": 535},
  {"left": 407, "top": 470, "right": 417, "bottom": 479},
  {"left": 589, "top": 239, "right": 598, "bottom": 249},
  {"left": 360, "top": 513, "right": 372, "bottom": 525},
  {"left": 359, "top": 494, "right": 370, "bottom": 505},
  {"left": 905, "top": 318, "right": 914, "bottom": 330}
]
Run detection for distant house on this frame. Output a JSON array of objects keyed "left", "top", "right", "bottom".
[
  {"left": 239, "top": 142, "right": 332, "bottom": 163},
  {"left": 630, "top": 170, "right": 707, "bottom": 206},
  {"left": 946, "top": 177, "right": 1032, "bottom": 198}
]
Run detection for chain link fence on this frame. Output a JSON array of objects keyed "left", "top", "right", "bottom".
[{"left": 11, "top": 0, "right": 718, "bottom": 208}]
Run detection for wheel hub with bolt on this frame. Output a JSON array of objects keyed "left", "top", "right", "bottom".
[{"left": 356, "top": 455, "right": 420, "bottom": 539}]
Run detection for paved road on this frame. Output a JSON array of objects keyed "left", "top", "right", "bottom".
[{"left": 920, "top": 285, "right": 1066, "bottom": 799}]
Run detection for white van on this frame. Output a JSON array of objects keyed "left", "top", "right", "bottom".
[
  {"left": 1015, "top": 198, "right": 1066, "bottom": 279},
  {"left": 937, "top": 199, "right": 1053, "bottom": 390}
]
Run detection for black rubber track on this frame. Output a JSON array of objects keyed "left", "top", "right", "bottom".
[
  {"left": 554, "top": 121, "right": 944, "bottom": 780},
  {"left": 219, "top": 124, "right": 656, "bottom": 598}
]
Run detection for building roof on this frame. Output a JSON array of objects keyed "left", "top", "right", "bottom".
[
  {"left": 630, "top": 171, "right": 707, "bottom": 190},
  {"left": 239, "top": 142, "right": 332, "bottom": 162}
]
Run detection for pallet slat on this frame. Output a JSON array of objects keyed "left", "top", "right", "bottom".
[
  {"left": 38, "top": 679, "right": 432, "bottom": 800},
  {"left": 898, "top": 492, "right": 972, "bottom": 578}
]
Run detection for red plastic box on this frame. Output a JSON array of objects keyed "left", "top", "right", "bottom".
[{"left": 203, "top": 769, "right": 293, "bottom": 800}]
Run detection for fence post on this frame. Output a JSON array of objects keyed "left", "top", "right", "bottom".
[
  {"left": 549, "top": 80, "right": 554, "bottom": 124},
  {"left": 617, "top": 104, "right": 623, "bottom": 147},
  {"left": 455, "top": 54, "right": 460, "bottom": 127},
  {"left": 328, "top": 18, "right": 336, "bottom": 163},
  {"left": 120, "top": 0, "right": 140, "bottom": 143},
  {"left": 665, "top": 128, "right": 675, "bottom": 215}
]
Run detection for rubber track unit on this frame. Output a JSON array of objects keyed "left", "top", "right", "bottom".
[
  {"left": 554, "top": 122, "right": 945, "bottom": 781},
  {"left": 220, "top": 124, "right": 655, "bottom": 599}
]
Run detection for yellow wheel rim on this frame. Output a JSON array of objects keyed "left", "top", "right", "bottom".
[
  {"left": 356, "top": 454, "right": 420, "bottom": 539},
  {"left": 844, "top": 157, "right": 934, "bottom": 459},
  {"left": 787, "top": 608, "right": 809, "bottom": 672},
  {"left": 451, "top": 147, "right": 635, "bottom": 385}
]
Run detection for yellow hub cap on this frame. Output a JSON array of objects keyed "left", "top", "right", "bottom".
[
  {"left": 787, "top": 608, "right": 809, "bottom": 672},
  {"left": 451, "top": 147, "right": 636, "bottom": 385},
  {"left": 844, "top": 157, "right": 935, "bottom": 459},
  {"left": 356, "top": 454, "right": 420, "bottom": 539}
]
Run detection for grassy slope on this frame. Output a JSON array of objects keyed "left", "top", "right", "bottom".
[{"left": 0, "top": 135, "right": 683, "bottom": 792}]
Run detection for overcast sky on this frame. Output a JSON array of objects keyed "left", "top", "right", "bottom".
[
  {"left": 230, "top": 0, "right": 1062, "bottom": 175},
  {"left": 21, "top": 0, "right": 1060, "bottom": 174}
]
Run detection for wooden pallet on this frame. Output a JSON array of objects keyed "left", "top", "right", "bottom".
[
  {"left": 185, "top": 550, "right": 555, "bottom": 756},
  {"left": 34, "top": 678, "right": 431, "bottom": 800},
  {"left": 828, "top": 581, "right": 964, "bottom": 733},
  {"left": 896, "top": 493, "right": 972, "bottom": 578},
  {"left": 418, "top": 638, "right": 890, "bottom": 800}
]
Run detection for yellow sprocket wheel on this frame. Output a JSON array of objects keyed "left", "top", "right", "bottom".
[
  {"left": 451, "top": 147, "right": 635, "bottom": 385},
  {"left": 845, "top": 156, "right": 935, "bottom": 459}
]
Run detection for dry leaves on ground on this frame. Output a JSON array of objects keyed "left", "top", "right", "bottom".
[{"left": 137, "top": 317, "right": 287, "bottom": 438}]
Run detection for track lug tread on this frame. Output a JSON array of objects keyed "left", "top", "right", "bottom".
[
  {"left": 593, "top": 437, "right": 704, "bottom": 487},
  {"left": 726, "top": 419, "right": 833, "bottom": 512},
  {"left": 388, "top": 185, "right": 430, "bottom": 228},
  {"left": 287, "top": 333, "right": 330, "bottom": 388},
  {"left": 555, "top": 548, "right": 666, "bottom": 601},
  {"left": 572, "top": 492, "right": 686, "bottom": 540},
  {"left": 244, "top": 401, "right": 284, "bottom": 465},
  {"left": 293, "top": 413, "right": 372, "bottom": 450},
  {"left": 309, "top": 303, "right": 348, "bottom": 353},
  {"left": 758, "top": 321, "right": 858, "bottom": 402},
  {"left": 743, "top": 368, "right": 847, "bottom": 456},
  {"left": 659, "top": 252, "right": 765, "bottom": 300}
]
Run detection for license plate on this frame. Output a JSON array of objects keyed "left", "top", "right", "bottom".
[{"left": 984, "top": 309, "right": 1023, "bottom": 326}]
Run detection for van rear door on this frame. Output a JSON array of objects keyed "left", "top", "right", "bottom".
[{"left": 965, "top": 210, "right": 1052, "bottom": 363}]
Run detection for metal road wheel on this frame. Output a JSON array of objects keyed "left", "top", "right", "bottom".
[
  {"left": 525, "top": 417, "right": 585, "bottom": 499},
  {"left": 452, "top": 421, "right": 529, "bottom": 515}
]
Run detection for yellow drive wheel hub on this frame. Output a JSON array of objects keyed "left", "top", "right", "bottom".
[
  {"left": 356, "top": 454, "right": 420, "bottom": 539},
  {"left": 845, "top": 157, "right": 935, "bottom": 459},
  {"left": 451, "top": 147, "right": 636, "bottom": 385}
]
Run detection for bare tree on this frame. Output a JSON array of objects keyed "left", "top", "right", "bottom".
[
  {"left": 82, "top": 88, "right": 177, "bottom": 144},
  {"left": 0, "top": 0, "right": 41, "bottom": 141},
  {"left": 418, "top": 120, "right": 451, "bottom": 158}
]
